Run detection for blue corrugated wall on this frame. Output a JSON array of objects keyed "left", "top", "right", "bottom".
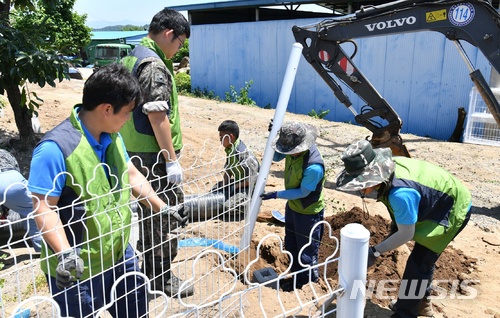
[{"left": 189, "top": 18, "right": 491, "bottom": 141}]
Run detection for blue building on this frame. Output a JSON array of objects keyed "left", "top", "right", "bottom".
[{"left": 171, "top": 1, "right": 496, "bottom": 141}]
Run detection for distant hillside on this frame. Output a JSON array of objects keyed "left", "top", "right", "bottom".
[{"left": 93, "top": 24, "right": 148, "bottom": 31}]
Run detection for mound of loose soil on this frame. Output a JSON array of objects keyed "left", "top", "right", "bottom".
[
  {"left": 237, "top": 207, "right": 478, "bottom": 308},
  {"left": 319, "top": 207, "right": 479, "bottom": 307}
]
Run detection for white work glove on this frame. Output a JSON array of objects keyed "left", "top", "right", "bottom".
[{"left": 166, "top": 160, "right": 183, "bottom": 184}]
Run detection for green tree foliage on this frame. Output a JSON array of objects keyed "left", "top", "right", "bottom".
[
  {"left": 12, "top": 0, "right": 91, "bottom": 55},
  {"left": 175, "top": 72, "right": 191, "bottom": 94},
  {"left": 172, "top": 39, "right": 189, "bottom": 63},
  {"left": 121, "top": 25, "right": 145, "bottom": 31},
  {"left": 0, "top": 0, "right": 89, "bottom": 150},
  {"left": 94, "top": 24, "right": 148, "bottom": 31}
]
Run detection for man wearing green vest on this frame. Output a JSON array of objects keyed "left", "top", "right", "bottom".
[
  {"left": 261, "top": 122, "right": 326, "bottom": 291},
  {"left": 28, "top": 64, "right": 188, "bottom": 317},
  {"left": 335, "top": 139, "right": 472, "bottom": 318},
  {"left": 120, "top": 8, "right": 193, "bottom": 297},
  {"left": 216, "top": 120, "right": 260, "bottom": 200}
]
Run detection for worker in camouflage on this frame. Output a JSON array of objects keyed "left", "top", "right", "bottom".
[
  {"left": 261, "top": 122, "right": 326, "bottom": 291},
  {"left": 0, "top": 149, "right": 42, "bottom": 251},
  {"left": 335, "top": 139, "right": 472, "bottom": 318},
  {"left": 119, "top": 8, "right": 193, "bottom": 298},
  {"left": 335, "top": 139, "right": 395, "bottom": 192}
]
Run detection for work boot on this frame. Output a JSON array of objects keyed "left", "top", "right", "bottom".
[
  {"left": 150, "top": 259, "right": 195, "bottom": 298},
  {"left": 150, "top": 271, "right": 194, "bottom": 298},
  {"left": 164, "top": 273, "right": 195, "bottom": 298},
  {"left": 389, "top": 298, "right": 434, "bottom": 317},
  {"left": 418, "top": 297, "right": 434, "bottom": 317}
]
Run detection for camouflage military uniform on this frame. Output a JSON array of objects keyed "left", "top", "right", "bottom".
[
  {"left": 120, "top": 36, "right": 189, "bottom": 296},
  {"left": 0, "top": 149, "right": 42, "bottom": 252},
  {"left": 129, "top": 151, "right": 183, "bottom": 269},
  {"left": 0, "top": 149, "right": 20, "bottom": 171},
  {"left": 0, "top": 149, "right": 19, "bottom": 217}
]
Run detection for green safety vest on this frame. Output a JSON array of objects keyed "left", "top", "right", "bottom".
[
  {"left": 225, "top": 138, "right": 257, "bottom": 183},
  {"left": 379, "top": 157, "right": 471, "bottom": 253},
  {"left": 285, "top": 144, "right": 326, "bottom": 214},
  {"left": 39, "top": 106, "right": 131, "bottom": 279},
  {"left": 120, "top": 37, "right": 182, "bottom": 153}
]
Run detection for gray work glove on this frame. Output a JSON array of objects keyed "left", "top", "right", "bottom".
[
  {"left": 160, "top": 204, "right": 189, "bottom": 227},
  {"left": 165, "top": 161, "right": 183, "bottom": 185},
  {"left": 56, "top": 249, "right": 84, "bottom": 290}
]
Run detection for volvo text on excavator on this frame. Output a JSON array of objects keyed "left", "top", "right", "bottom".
[{"left": 292, "top": 0, "right": 500, "bottom": 157}]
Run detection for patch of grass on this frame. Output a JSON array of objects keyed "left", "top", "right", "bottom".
[
  {"left": 330, "top": 199, "right": 347, "bottom": 214},
  {"left": 308, "top": 109, "right": 330, "bottom": 119},
  {"left": 189, "top": 87, "right": 220, "bottom": 101},
  {"left": 225, "top": 80, "right": 256, "bottom": 106},
  {"left": 0, "top": 96, "right": 6, "bottom": 108},
  {"left": 22, "top": 274, "right": 48, "bottom": 298}
]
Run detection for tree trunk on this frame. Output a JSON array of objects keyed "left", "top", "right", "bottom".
[
  {"left": 0, "top": 0, "right": 11, "bottom": 17},
  {"left": 6, "top": 85, "right": 36, "bottom": 151}
]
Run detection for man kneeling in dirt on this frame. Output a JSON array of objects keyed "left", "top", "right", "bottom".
[
  {"left": 185, "top": 120, "right": 259, "bottom": 221},
  {"left": 214, "top": 120, "right": 259, "bottom": 206},
  {"left": 335, "top": 139, "right": 472, "bottom": 318},
  {"left": 0, "top": 149, "right": 42, "bottom": 252}
]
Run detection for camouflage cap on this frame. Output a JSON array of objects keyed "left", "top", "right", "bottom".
[
  {"left": 335, "top": 139, "right": 395, "bottom": 192},
  {"left": 0, "top": 149, "right": 20, "bottom": 172},
  {"left": 272, "top": 122, "right": 317, "bottom": 155}
]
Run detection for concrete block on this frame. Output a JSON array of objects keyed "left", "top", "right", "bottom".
[{"left": 253, "top": 267, "right": 278, "bottom": 290}]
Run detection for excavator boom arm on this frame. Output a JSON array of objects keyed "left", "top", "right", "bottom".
[{"left": 293, "top": 0, "right": 500, "bottom": 156}]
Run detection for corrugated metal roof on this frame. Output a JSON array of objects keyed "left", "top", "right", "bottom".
[
  {"left": 90, "top": 31, "right": 148, "bottom": 40},
  {"left": 171, "top": 1, "right": 500, "bottom": 15},
  {"left": 170, "top": 0, "right": 321, "bottom": 11}
]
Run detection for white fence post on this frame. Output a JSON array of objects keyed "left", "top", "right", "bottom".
[
  {"left": 337, "top": 223, "right": 370, "bottom": 318},
  {"left": 240, "top": 42, "right": 303, "bottom": 251}
]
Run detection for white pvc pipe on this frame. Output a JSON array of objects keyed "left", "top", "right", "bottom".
[
  {"left": 240, "top": 42, "right": 303, "bottom": 251},
  {"left": 337, "top": 223, "right": 370, "bottom": 318}
]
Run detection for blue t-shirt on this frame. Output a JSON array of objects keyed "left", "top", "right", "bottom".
[
  {"left": 388, "top": 187, "right": 420, "bottom": 225},
  {"left": 272, "top": 151, "right": 324, "bottom": 200},
  {"left": 28, "top": 117, "right": 129, "bottom": 197},
  {"left": 278, "top": 164, "right": 324, "bottom": 200}
]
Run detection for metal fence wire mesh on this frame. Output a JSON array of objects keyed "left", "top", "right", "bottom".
[{"left": 0, "top": 142, "right": 353, "bottom": 318}]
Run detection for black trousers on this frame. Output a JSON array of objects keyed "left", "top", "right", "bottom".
[{"left": 394, "top": 210, "right": 471, "bottom": 318}]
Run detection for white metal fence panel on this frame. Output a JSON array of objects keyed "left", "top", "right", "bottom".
[{"left": 0, "top": 143, "right": 367, "bottom": 317}]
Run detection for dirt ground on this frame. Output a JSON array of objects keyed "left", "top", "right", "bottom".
[{"left": 1, "top": 71, "right": 500, "bottom": 317}]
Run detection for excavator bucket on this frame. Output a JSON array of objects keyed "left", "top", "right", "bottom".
[{"left": 370, "top": 134, "right": 411, "bottom": 158}]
